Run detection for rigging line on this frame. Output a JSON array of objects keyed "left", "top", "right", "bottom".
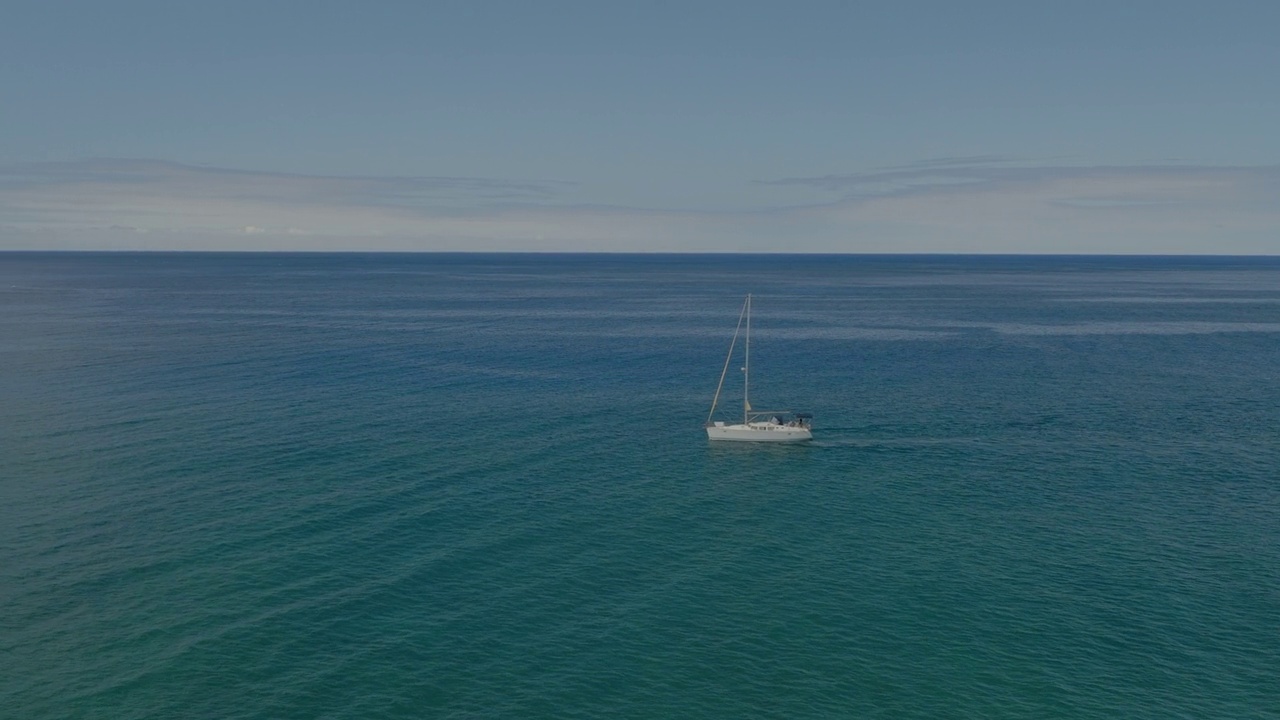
[
  {"left": 744, "top": 293, "right": 750, "bottom": 423},
  {"left": 706, "top": 295, "right": 750, "bottom": 425}
]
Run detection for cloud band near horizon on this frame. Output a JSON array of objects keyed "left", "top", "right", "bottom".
[{"left": 1, "top": 158, "right": 1277, "bottom": 253}]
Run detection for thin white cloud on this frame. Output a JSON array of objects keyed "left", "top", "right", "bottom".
[
  {"left": 763, "top": 162, "right": 1280, "bottom": 201},
  {"left": 1, "top": 158, "right": 1277, "bottom": 253},
  {"left": 767, "top": 163, "right": 1280, "bottom": 254}
]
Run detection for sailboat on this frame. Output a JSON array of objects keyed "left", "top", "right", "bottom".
[{"left": 705, "top": 294, "right": 813, "bottom": 442}]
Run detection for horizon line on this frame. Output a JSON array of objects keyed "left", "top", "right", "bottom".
[{"left": 3, "top": 250, "right": 1279, "bottom": 259}]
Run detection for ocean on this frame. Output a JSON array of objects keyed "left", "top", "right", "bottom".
[{"left": 3, "top": 253, "right": 1278, "bottom": 719}]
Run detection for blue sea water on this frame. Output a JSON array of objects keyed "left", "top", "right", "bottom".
[{"left": 2, "top": 252, "right": 1279, "bottom": 719}]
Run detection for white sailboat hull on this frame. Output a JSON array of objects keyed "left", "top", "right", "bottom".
[
  {"left": 705, "top": 295, "right": 813, "bottom": 443},
  {"left": 706, "top": 422, "right": 812, "bottom": 443}
]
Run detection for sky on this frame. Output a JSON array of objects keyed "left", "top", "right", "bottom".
[{"left": 2, "top": 0, "right": 1278, "bottom": 253}]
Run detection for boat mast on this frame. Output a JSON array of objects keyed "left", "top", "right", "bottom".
[{"left": 743, "top": 293, "right": 751, "bottom": 424}]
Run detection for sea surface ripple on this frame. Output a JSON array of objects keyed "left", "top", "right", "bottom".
[{"left": 3, "top": 253, "right": 1278, "bottom": 719}]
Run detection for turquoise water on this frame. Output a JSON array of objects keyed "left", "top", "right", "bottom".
[{"left": 3, "top": 253, "right": 1279, "bottom": 719}]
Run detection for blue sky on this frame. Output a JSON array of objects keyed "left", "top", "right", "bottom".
[{"left": 3, "top": 0, "right": 1278, "bottom": 252}]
